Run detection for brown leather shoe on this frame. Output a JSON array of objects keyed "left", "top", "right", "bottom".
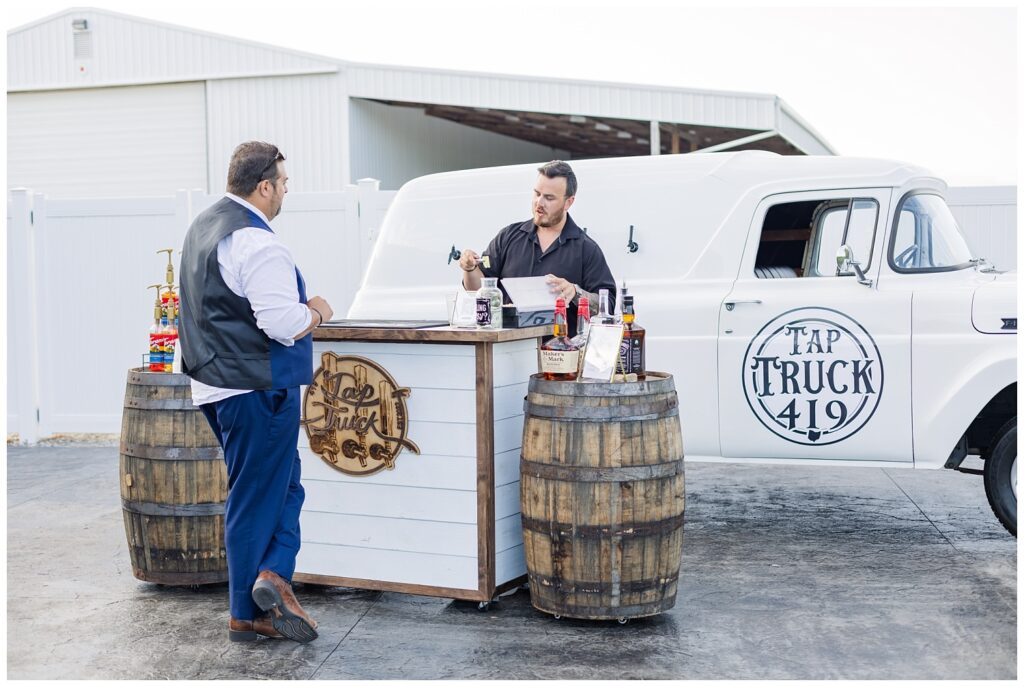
[
  {"left": 228, "top": 614, "right": 283, "bottom": 642},
  {"left": 251, "top": 570, "right": 318, "bottom": 643}
]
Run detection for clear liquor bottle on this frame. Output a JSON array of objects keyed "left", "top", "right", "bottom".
[
  {"left": 570, "top": 296, "right": 591, "bottom": 348},
  {"left": 618, "top": 294, "right": 646, "bottom": 379},
  {"left": 616, "top": 281, "right": 628, "bottom": 324},
  {"left": 570, "top": 296, "right": 591, "bottom": 377},
  {"left": 540, "top": 298, "right": 580, "bottom": 381},
  {"left": 596, "top": 288, "right": 615, "bottom": 325}
]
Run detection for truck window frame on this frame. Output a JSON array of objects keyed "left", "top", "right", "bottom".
[
  {"left": 808, "top": 198, "right": 879, "bottom": 277},
  {"left": 888, "top": 190, "right": 975, "bottom": 274}
]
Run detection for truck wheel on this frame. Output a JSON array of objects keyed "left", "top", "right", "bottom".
[{"left": 984, "top": 417, "right": 1016, "bottom": 537}]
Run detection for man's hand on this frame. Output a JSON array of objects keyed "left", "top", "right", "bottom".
[
  {"left": 307, "top": 295, "right": 334, "bottom": 323},
  {"left": 296, "top": 295, "right": 334, "bottom": 338},
  {"left": 459, "top": 249, "right": 481, "bottom": 273},
  {"left": 545, "top": 275, "right": 576, "bottom": 303},
  {"left": 459, "top": 249, "right": 484, "bottom": 292}
]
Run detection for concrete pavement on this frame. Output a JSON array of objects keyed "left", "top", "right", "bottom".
[{"left": 6, "top": 445, "right": 1016, "bottom": 679}]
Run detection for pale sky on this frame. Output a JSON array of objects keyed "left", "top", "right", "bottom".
[{"left": 5, "top": 1, "right": 1019, "bottom": 186}]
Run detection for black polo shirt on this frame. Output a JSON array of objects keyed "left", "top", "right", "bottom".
[{"left": 480, "top": 213, "right": 616, "bottom": 336}]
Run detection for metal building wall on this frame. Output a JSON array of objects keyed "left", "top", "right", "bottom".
[
  {"left": 7, "top": 7, "right": 338, "bottom": 92},
  {"left": 205, "top": 73, "right": 348, "bottom": 193},
  {"left": 348, "top": 99, "right": 572, "bottom": 190},
  {"left": 7, "top": 82, "right": 208, "bottom": 197},
  {"left": 946, "top": 186, "right": 1018, "bottom": 272}
]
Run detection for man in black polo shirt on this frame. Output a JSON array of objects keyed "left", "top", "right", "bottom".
[{"left": 458, "top": 160, "right": 615, "bottom": 336}]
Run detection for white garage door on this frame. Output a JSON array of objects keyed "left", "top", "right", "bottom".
[{"left": 7, "top": 81, "right": 207, "bottom": 198}]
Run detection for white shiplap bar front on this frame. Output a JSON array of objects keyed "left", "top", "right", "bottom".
[{"left": 293, "top": 324, "right": 548, "bottom": 601}]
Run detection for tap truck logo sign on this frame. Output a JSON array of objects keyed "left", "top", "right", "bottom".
[
  {"left": 303, "top": 353, "right": 420, "bottom": 476},
  {"left": 742, "top": 307, "right": 883, "bottom": 446}
]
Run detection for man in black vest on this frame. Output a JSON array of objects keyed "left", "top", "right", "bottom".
[{"left": 179, "top": 141, "right": 333, "bottom": 643}]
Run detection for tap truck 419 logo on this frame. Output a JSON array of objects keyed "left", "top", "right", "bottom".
[
  {"left": 741, "top": 307, "right": 884, "bottom": 446},
  {"left": 303, "top": 353, "right": 420, "bottom": 476}
]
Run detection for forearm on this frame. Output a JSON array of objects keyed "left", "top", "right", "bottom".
[
  {"left": 293, "top": 305, "right": 322, "bottom": 339},
  {"left": 462, "top": 267, "right": 483, "bottom": 291}
]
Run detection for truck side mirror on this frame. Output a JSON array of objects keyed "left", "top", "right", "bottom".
[
  {"left": 836, "top": 245, "right": 853, "bottom": 272},
  {"left": 836, "top": 244, "right": 873, "bottom": 287}
]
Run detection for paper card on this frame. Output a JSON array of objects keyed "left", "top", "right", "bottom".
[
  {"left": 580, "top": 323, "right": 625, "bottom": 381},
  {"left": 500, "top": 276, "right": 558, "bottom": 312}
]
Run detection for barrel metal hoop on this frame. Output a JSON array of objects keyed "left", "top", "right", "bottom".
[
  {"left": 532, "top": 598, "right": 677, "bottom": 620},
  {"left": 528, "top": 372, "right": 675, "bottom": 397},
  {"left": 520, "top": 457, "right": 683, "bottom": 482},
  {"left": 123, "top": 398, "right": 198, "bottom": 411},
  {"left": 527, "top": 571, "right": 678, "bottom": 596},
  {"left": 121, "top": 498, "right": 225, "bottom": 517},
  {"left": 120, "top": 443, "right": 223, "bottom": 461},
  {"left": 130, "top": 567, "right": 228, "bottom": 586},
  {"left": 524, "top": 399, "right": 679, "bottom": 421},
  {"left": 521, "top": 512, "right": 684, "bottom": 538},
  {"left": 127, "top": 368, "right": 192, "bottom": 387}
]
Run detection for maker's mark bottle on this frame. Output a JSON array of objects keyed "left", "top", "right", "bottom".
[{"left": 540, "top": 297, "right": 580, "bottom": 381}]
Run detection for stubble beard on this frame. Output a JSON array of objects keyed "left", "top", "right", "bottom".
[{"left": 535, "top": 207, "right": 564, "bottom": 229}]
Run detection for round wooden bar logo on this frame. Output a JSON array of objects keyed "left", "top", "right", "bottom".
[
  {"left": 303, "top": 353, "right": 420, "bottom": 476},
  {"left": 741, "top": 307, "right": 883, "bottom": 446}
]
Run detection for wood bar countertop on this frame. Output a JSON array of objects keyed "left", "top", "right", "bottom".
[{"left": 313, "top": 323, "right": 551, "bottom": 343}]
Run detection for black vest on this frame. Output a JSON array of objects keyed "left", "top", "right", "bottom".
[{"left": 179, "top": 197, "right": 312, "bottom": 390}]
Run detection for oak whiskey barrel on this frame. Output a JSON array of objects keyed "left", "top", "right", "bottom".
[
  {"left": 520, "top": 372, "right": 684, "bottom": 620},
  {"left": 119, "top": 368, "right": 228, "bottom": 584}
]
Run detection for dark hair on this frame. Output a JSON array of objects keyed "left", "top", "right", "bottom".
[
  {"left": 226, "top": 141, "right": 285, "bottom": 196},
  {"left": 537, "top": 160, "right": 577, "bottom": 198}
]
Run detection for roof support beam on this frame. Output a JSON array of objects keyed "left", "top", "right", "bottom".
[
  {"left": 649, "top": 121, "right": 660, "bottom": 156},
  {"left": 694, "top": 130, "right": 777, "bottom": 153}
]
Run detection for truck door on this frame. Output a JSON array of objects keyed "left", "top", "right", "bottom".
[{"left": 718, "top": 189, "right": 913, "bottom": 462}]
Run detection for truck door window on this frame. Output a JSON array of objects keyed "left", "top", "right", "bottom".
[{"left": 755, "top": 198, "right": 878, "bottom": 279}]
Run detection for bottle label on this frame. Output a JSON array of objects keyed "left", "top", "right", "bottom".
[
  {"left": 540, "top": 349, "right": 580, "bottom": 374},
  {"left": 619, "top": 337, "right": 644, "bottom": 375},
  {"left": 475, "top": 297, "right": 491, "bottom": 326}
]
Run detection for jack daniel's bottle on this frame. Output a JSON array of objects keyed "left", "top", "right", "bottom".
[
  {"left": 540, "top": 298, "right": 580, "bottom": 381},
  {"left": 618, "top": 295, "right": 645, "bottom": 379}
]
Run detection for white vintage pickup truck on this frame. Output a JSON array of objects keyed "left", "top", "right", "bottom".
[{"left": 349, "top": 151, "right": 1017, "bottom": 535}]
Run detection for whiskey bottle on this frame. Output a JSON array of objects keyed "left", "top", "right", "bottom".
[
  {"left": 618, "top": 295, "right": 646, "bottom": 380},
  {"left": 540, "top": 298, "right": 580, "bottom": 381}
]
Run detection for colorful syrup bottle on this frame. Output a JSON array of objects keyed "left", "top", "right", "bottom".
[
  {"left": 148, "top": 284, "right": 167, "bottom": 372},
  {"left": 162, "top": 285, "right": 178, "bottom": 373}
]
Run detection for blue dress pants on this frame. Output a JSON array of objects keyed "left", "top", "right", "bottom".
[{"left": 200, "top": 387, "right": 305, "bottom": 621}]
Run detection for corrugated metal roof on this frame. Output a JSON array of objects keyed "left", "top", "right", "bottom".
[
  {"left": 7, "top": 7, "right": 836, "bottom": 155},
  {"left": 6, "top": 7, "right": 339, "bottom": 92}
]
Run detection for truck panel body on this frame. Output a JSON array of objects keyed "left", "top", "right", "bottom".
[{"left": 350, "top": 152, "right": 1016, "bottom": 470}]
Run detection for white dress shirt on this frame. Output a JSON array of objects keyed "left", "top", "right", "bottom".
[{"left": 189, "top": 194, "right": 313, "bottom": 406}]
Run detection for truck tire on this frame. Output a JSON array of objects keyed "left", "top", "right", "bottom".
[{"left": 983, "top": 417, "right": 1016, "bottom": 537}]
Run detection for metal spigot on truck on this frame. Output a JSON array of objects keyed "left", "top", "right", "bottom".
[{"left": 350, "top": 151, "right": 1017, "bottom": 535}]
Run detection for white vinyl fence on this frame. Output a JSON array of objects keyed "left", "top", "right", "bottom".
[
  {"left": 7, "top": 180, "right": 395, "bottom": 441},
  {"left": 946, "top": 186, "right": 1018, "bottom": 272},
  {"left": 5, "top": 183, "right": 1015, "bottom": 442}
]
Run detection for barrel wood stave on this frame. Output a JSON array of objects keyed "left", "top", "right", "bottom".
[
  {"left": 119, "top": 368, "right": 228, "bottom": 585},
  {"left": 521, "top": 372, "right": 685, "bottom": 620}
]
